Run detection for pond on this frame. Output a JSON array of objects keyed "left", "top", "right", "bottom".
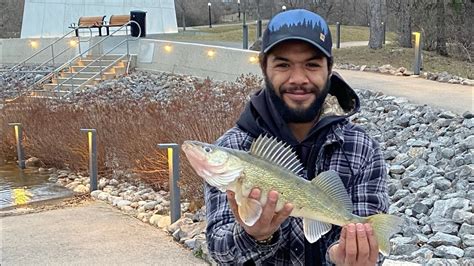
[{"left": 0, "top": 161, "right": 73, "bottom": 210}]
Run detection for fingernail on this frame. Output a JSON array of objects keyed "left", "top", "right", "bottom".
[
  {"left": 364, "top": 223, "right": 373, "bottom": 234},
  {"left": 356, "top": 223, "right": 364, "bottom": 231},
  {"left": 347, "top": 223, "right": 356, "bottom": 233}
]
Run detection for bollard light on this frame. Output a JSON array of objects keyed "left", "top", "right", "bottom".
[
  {"left": 158, "top": 143, "right": 181, "bottom": 224},
  {"left": 282, "top": 5, "right": 287, "bottom": 11},
  {"left": 336, "top": 22, "right": 341, "bottom": 49},
  {"left": 242, "top": 4, "right": 248, "bottom": 50},
  {"left": 80, "top": 129, "right": 98, "bottom": 192},
  {"left": 412, "top": 32, "right": 422, "bottom": 75},
  {"left": 8, "top": 123, "right": 25, "bottom": 169}
]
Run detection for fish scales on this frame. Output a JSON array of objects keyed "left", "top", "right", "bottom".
[{"left": 182, "top": 135, "right": 403, "bottom": 255}]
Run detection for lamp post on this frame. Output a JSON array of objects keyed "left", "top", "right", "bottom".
[
  {"left": 237, "top": 0, "right": 241, "bottom": 21},
  {"left": 282, "top": 5, "right": 287, "bottom": 11},
  {"left": 157, "top": 143, "right": 181, "bottom": 224},
  {"left": 242, "top": 0, "right": 248, "bottom": 49},
  {"left": 9, "top": 123, "right": 25, "bottom": 169},
  {"left": 80, "top": 128, "right": 98, "bottom": 192},
  {"left": 208, "top": 2, "right": 212, "bottom": 28}
]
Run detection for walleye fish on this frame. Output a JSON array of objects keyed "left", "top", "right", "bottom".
[{"left": 182, "top": 135, "right": 402, "bottom": 255}]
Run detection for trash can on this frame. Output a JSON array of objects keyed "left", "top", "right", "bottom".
[{"left": 130, "top": 10, "right": 146, "bottom": 37}]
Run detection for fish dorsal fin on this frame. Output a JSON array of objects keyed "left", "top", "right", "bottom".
[
  {"left": 303, "top": 218, "right": 332, "bottom": 243},
  {"left": 250, "top": 135, "right": 303, "bottom": 175},
  {"left": 311, "top": 170, "right": 353, "bottom": 212}
]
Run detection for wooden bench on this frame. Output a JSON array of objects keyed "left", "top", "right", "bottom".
[
  {"left": 70, "top": 16, "right": 106, "bottom": 37},
  {"left": 104, "top": 15, "right": 130, "bottom": 35}
]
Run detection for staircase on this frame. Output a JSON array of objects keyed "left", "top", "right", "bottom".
[{"left": 30, "top": 54, "right": 129, "bottom": 98}]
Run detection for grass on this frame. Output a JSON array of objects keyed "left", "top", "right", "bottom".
[
  {"left": 333, "top": 44, "right": 474, "bottom": 79},
  {"left": 158, "top": 23, "right": 393, "bottom": 44},
  {"left": 158, "top": 22, "right": 471, "bottom": 79}
]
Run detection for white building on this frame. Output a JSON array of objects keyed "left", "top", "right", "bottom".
[{"left": 21, "top": 0, "right": 178, "bottom": 38}]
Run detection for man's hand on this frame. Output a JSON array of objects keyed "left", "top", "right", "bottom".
[
  {"left": 329, "top": 223, "right": 379, "bottom": 266},
  {"left": 227, "top": 188, "right": 293, "bottom": 241}
]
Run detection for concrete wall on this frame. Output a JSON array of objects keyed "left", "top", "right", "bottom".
[
  {"left": 1, "top": 36, "right": 261, "bottom": 82},
  {"left": 0, "top": 37, "right": 79, "bottom": 66},
  {"left": 21, "top": 0, "right": 178, "bottom": 38},
  {"left": 135, "top": 40, "right": 262, "bottom": 81}
]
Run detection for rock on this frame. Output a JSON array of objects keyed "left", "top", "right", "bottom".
[
  {"left": 452, "top": 210, "right": 474, "bottom": 225},
  {"left": 97, "top": 192, "right": 110, "bottom": 201},
  {"left": 430, "top": 198, "right": 470, "bottom": 220},
  {"left": 428, "top": 232, "right": 461, "bottom": 247},
  {"left": 167, "top": 217, "right": 194, "bottom": 234},
  {"left": 25, "top": 157, "right": 41, "bottom": 167},
  {"left": 157, "top": 216, "right": 171, "bottom": 228},
  {"left": 144, "top": 201, "right": 158, "bottom": 211},
  {"left": 461, "top": 135, "right": 474, "bottom": 149},
  {"left": 433, "top": 245, "right": 464, "bottom": 259},
  {"left": 184, "top": 238, "right": 196, "bottom": 249},
  {"left": 462, "top": 234, "right": 474, "bottom": 247},
  {"left": 90, "top": 190, "right": 102, "bottom": 199},
  {"left": 460, "top": 224, "right": 474, "bottom": 235},
  {"left": 390, "top": 165, "right": 406, "bottom": 174},
  {"left": 73, "top": 184, "right": 89, "bottom": 194},
  {"left": 465, "top": 247, "right": 474, "bottom": 258},
  {"left": 115, "top": 200, "right": 132, "bottom": 208}
]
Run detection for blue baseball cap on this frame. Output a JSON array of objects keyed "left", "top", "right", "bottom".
[{"left": 261, "top": 9, "right": 332, "bottom": 58}]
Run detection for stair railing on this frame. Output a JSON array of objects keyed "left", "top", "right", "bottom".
[{"left": 36, "top": 21, "right": 141, "bottom": 97}]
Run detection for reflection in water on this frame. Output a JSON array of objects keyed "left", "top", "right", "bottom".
[{"left": 0, "top": 162, "right": 73, "bottom": 209}]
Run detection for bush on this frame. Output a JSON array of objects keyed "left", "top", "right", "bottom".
[{"left": 0, "top": 74, "right": 262, "bottom": 205}]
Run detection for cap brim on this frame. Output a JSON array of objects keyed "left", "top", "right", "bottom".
[{"left": 263, "top": 36, "right": 331, "bottom": 58}]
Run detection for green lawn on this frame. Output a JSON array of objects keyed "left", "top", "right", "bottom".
[
  {"left": 157, "top": 23, "right": 471, "bottom": 79},
  {"left": 333, "top": 44, "right": 473, "bottom": 79}
]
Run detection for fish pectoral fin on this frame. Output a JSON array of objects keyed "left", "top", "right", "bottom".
[
  {"left": 238, "top": 197, "right": 262, "bottom": 227},
  {"left": 303, "top": 218, "right": 332, "bottom": 243}
]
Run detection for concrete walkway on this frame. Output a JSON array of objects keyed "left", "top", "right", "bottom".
[
  {"left": 336, "top": 69, "right": 473, "bottom": 115},
  {"left": 1, "top": 201, "right": 208, "bottom": 265}
]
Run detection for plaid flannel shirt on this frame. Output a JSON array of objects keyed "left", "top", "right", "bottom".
[{"left": 204, "top": 120, "right": 389, "bottom": 265}]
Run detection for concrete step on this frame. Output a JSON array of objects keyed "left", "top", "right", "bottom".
[
  {"left": 86, "top": 54, "right": 124, "bottom": 60},
  {"left": 59, "top": 71, "right": 116, "bottom": 79},
  {"left": 29, "top": 90, "right": 69, "bottom": 98},
  {"left": 43, "top": 83, "right": 80, "bottom": 91},
  {"left": 77, "top": 59, "right": 126, "bottom": 67},
  {"left": 53, "top": 77, "right": 102, "bottom": 85},
  {"left": 70, "top": 65, "right": 124, "bottom": 73}
]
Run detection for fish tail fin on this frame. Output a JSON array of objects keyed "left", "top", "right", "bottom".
[{"left": 366, "top": 213, "right": 403, "bottom": 256}]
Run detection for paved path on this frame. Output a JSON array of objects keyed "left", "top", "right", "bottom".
[
  {"left": 1, "top": 201, "right": 208, "bottom": 265},
  {"left": 336, "top": 69, "right": 473, "bottom": 115}
]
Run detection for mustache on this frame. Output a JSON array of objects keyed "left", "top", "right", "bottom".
[{"left": 280, "top": 86, "right": 318, "bottom": 94}]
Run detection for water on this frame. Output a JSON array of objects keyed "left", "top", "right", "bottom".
[{"left": 0, "top": 162, "right": 73, "bottom": 210}]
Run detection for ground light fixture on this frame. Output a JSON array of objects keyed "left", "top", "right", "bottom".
[
  {"left": 29, "top": 40, "right": 39, "bottom": 49},
  {"left": 412, "top": 32, "right": 422, "bottom": 75},
  {"left": 8, "top": 123, "right": 25, "bottom": 169},
  {"left": 249, "top": 55, "right": 259, "bottom": 64},
  {"left": 157, "top": 143, "right": 181, "bottom": 224},
  {"left": 282, "top": 5, "right": 287, "bottom": 11},
  {"left": 69, "top": 38, "right": 78, "bottom": 48},
  {"left": 80, "top": 128, "right": 98, "bottom": 192},
  {"left": 164, "top": 44, "right": 173, "bottom": 53},
  {"left": 207, "top": 49, "right": 216, "bottom": 58}
]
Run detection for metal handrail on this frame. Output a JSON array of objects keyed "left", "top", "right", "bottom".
[
  {"left": 43, "top": 21, "right": 141, "bottom": 95},
  {"left": 2, "top": 28, "right": 85, "bottom": 75}
]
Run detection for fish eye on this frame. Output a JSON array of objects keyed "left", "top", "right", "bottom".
[{"left": 203, "top": 146, "right": 212, "bottom": 153}]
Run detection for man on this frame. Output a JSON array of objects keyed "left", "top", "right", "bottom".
[{"left": 205, "top": 9, "right": 389, "bottom": 265}]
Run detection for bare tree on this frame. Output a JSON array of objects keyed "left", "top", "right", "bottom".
[
  {"left": 435, "top": 0, "right": 448, "bottom": 56},
  {"left": 368, "top": 0, "right": 383, "bottom": 49}
]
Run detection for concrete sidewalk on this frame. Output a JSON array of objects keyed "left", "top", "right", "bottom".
[
  {"left": 1, "top": 201, "right": 208, "bottom": 265},
  {"left": 336, "top": 69, "right": 473, "bottom": 115}
]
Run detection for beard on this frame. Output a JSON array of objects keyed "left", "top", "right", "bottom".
[{"left": 265, "top": 76, "right": 327, "bottom": 123}]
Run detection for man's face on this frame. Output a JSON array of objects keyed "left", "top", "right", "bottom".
[{"left": 264, "top": 40, "right": 329, "bottom": 123}]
